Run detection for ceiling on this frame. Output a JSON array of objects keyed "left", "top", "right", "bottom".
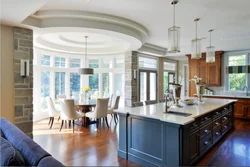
[{"left": 1, "top": 0, "right": 250, "bottom": 59}]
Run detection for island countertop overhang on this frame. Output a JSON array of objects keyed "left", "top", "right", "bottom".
[{"left": 114, "top": 98, "right": 236, "bottom": 125}]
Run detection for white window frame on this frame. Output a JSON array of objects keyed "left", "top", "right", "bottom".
[{"left": 224, "top": 50, "right": 250, "bottom": 92}]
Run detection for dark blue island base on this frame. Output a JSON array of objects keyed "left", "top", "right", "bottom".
[{"left": 117, "top": 103, "right": 235, "bottom": 166}]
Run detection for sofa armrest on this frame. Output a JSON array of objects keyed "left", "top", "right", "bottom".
[{"left": 38, "top": 156, "right": 65, "bottom": 167}]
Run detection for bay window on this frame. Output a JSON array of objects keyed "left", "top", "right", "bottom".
[{"left": 34, "top": 48, "right": 125, "bottom": 120}]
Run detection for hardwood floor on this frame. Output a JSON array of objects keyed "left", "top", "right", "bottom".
[{"left": 33, "top": 118, "right": 250, "bottom": 166}]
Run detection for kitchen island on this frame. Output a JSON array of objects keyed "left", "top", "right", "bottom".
[{"left": 115, "top": 98, "right": 235, "bottom": 166}]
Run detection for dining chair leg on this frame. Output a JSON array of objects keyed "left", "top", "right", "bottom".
[
  {"left": 73, "top": 120, "right": 75, "bottom": 133},
  {"left": 114, "top": 114, "right": 117, "bottom": 124},
  {"left": 105, "top": 117, "right": 109, "bottom": 128},
  {"left": 68, "top": 120, "right": 71, "bottom": 127},
  {"left": 60, "top": 120, "right": 64, "bottom": 131},
  {"left": 58, "top": 116, "right": 60, "bottom": 121},
  {"left": 116, "top": 114, "right": 119, "bottom": 121},
  {"left": 50, "top": 117, "right": 54, "bottom": 129},
  {"left": 48, "top": 117, "right": 52, "bottom": 125}
]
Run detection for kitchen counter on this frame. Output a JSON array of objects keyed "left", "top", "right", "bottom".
[
  {"left": 115, "top": 98, "right": 235, "bottom": 125},
  {"left": 116, "top": 98, "right": 235, "bottom": 166},
  {"left": 202, "top": 94, "right": 250, "bottom": 99}
]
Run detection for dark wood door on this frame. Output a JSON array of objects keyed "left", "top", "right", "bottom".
[
  {"left": 189, "top": 130, "right": 200, "bottom": 164},
  {"left": 244, "top": 105, "right": 250, "bottom": 118},
  {"left": 234, "top": 103, "right": 244, "bottom": 118},
  {"left": 189, "top": 59, "right": 198, "bottom": 97},
  {"left": 206, "top": 56, "right": 221, "bottom": 86},
  {"left": 198, "top": 58, "right": 207, "bottom": 84}
]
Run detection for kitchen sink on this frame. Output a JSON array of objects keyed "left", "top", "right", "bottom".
[{"left": 165, "top": 111, "right": 192, "bottom": 117}]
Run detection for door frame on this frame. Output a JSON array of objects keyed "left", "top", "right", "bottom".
[{"left": 139, "top": 69, "right": 158, "bottom": 102}]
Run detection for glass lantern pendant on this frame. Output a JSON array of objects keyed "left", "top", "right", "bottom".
[
  {"left": 168, "top": 0, "right": 180, "bottom": 53},
  {"left": 206, "top": 29, "right": 215, "bottom": 63},
  {"left": 191, "top": 18, "right": 202, "bottom": 59}
]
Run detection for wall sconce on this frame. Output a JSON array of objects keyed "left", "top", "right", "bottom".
[
  {"left": 133, "top": 70, "right": 137, "bottom": 80},
  {"left": 20, "top": 59, "right": 29, "bottom": 77}
]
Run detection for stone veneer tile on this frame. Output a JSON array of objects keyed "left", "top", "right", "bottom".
[
  {"left": 14, "top": 73, "right": 25, "bottom": 84},
  {"left": 13, "top": 27, "right": 33, "bottom": 135},
  {"left": 15, "top": 89, "right": 33, "bottom": 97}
]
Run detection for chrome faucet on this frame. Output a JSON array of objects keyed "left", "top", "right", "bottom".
[{"left": 242, "top": 86, "right": 249, "bottom": 96}]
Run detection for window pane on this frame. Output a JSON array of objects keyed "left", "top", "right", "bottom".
[
  {"left": 102, "top": 59, "right": 111, "bottom": 68},
  {"left": 41, "top": 55, "right": 50, "bottom": 66},
  {"left": 41, "top": 71, "right": 50, "bottom": 110},
  {"left": 70, "top": 58, "right": 80, "bottom": 68},
  {"left": 55, "top": 57, "right": 66, "bottom": 67},
  {"left": 164, "top": 72, "right": 169, "bottom": 93},
  {"left": 89, "top": 74, "right": 99, "bottom": 98},
  {"left": 102, "top": 73, "right": 110, "bottom": 97},
  {"left": 140, "top": 72, "right": 147, "bottom": 101},
  {"left": 139, "top": 57, "right": 157, "bottom": 69},
  {"left": 229, "top": 55, "right": 246, "bottom": 66},
  {"left": 116, "top": 58, "right": 124, "bottom": 68},
  {"left": 70, "top": 73, "right": 80, "bottom": 97},
  {"left": 55, "top": 72, "right": 65, "bottom": 99},
  {"left": 89, "top": 59, "right": 99, "bottom": 68},
  {"left": 164, "top": 62, "right": 176, "bottom": 71},
  {"left": 229, "top": 73, "right": 246, "bottom": 91},
  {"left": 115, "top": 73, "right": 124, "bottom": 107}
]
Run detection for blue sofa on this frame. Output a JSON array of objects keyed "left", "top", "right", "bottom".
[{"left": 0, "top": 118, "right": 65, "bottom": 167}]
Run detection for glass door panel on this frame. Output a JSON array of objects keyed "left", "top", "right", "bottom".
[
  {"left": 140, "top": 72, "right": 147, "bottom": 102},
  {"left": 139, "top": 70, "right": 157, "bottom": 101},
  {"left": 150, "top": 72, "right": 157, "bottom": 100},
  {"left": 102, "top": 73, "right": 110, "bottom": 97}
]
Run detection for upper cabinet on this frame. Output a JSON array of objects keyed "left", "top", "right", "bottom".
[{"left": 186, "top": 51, "right": 223, "bottom": 96}]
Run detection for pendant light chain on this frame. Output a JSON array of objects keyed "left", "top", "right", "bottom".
[
  {"left": 210, "top": 31, "right": 212, "bottom": 46},
  {"left": 173, "top": 3, "right": 175, "bottom": 27}
]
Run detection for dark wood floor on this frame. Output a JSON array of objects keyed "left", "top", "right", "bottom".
[{"left": 33, "top": 118, "right": 250, "bottom": 166}]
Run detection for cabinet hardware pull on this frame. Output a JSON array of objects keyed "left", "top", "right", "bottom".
[
  {"left": 215, "top": 132, "right": 219, "bottom": 135},
  {"left": 224, "top": 126, "right": 227, "bottom": 128},
  {"left": 215, "top": 122, "right": 219, "bottom": 125},
  {"left": 204, "top": 129, "right": 208, "bottom": 133},
  {"left": 216, "top": 112, "right": 220, "bottom": 115},
  {"left": 204, "top": 141, "right": 208, "bottom": 145},
  {"left": 204, "top": 117, "right": 208, "bottom": 120},
  {"left": 223, "top": 117, "right": 227, "bottom": 120}
]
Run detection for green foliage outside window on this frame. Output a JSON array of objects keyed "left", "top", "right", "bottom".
[{"left": 228, "top": 55, "right": 247, "bottom": 91}]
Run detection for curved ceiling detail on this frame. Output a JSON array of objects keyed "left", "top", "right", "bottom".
[{"left": 23, "top": 10, "right": 149, "bottom": 53}]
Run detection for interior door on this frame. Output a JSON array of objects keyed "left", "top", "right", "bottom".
[
  {"left": 168, "top": 72, "right": 175, "bottom": 93},
  {"left": 139, "top": 70, "right": 157, "bottom": 101}
]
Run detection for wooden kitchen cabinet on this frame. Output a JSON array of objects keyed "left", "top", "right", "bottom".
[{"left": 186, "top": 51, "right": 223, "bottom": 96}]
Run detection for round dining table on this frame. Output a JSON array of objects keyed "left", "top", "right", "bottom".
[{"left": 74, "top": 99, "right": 97, "bottom": 127}]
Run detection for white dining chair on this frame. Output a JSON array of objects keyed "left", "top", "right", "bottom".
[
  {"left": 57, "top": 94, "right": 67, "bottom": 100},
  {"left": 59, "top": 99, "right": 84, "bottom": 133},
  {"left": 46, "top": 97, "right": 61, "bottom": 129},
  {"left": 107, "top": 96, "right": 120, "bottom": 124},
  {"left": 85, "top": 98, "right": 109, "bottom": 130},
  {"left": 108, "top": 93, "right": 113, "bottom": 108}
]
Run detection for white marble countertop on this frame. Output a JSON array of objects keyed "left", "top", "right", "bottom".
[
  {"left": 114, "top": 98, "right": 236, "bottom": 125},
  {"left": 201, "top": 94, "right": 250, "bottom": 99}
]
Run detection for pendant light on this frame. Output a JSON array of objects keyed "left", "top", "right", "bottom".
[
  {"left": 206, "top": 29, "right": 215, "bottom": 63},
  {"left": 168, "top": 0, "right": 180, "bottom": 53},
  {"left": 78, "top": 36, "right": 94, "bottom": 75},
  {"left": 191, "top": 18, "right": 202, "bottom": 59}
]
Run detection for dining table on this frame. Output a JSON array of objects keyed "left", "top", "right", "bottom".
[{"left": 74, "top": 99, "right": 97, "bottom": 127}]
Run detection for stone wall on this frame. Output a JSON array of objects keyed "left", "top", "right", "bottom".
[
  {"left": 13, "top": 27, "right": 33, "bottom": 134},
  {"left": 125, "top": 51, "right": 138, "bottom": 107}
]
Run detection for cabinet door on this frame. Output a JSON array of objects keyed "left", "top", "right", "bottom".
[
  {"left": 189, "top": 131, "right": 200, "bottom": 164},
  {"left": 189, "top": 59, "right": 198, "bottom": 97},
  {"left": 206, "top": 56, "right": 221, "bottom": 86},
  {"left": 234, "top": 103, "right": 244, "bottom": 118},
  {"left": 244, "top": 105, "right": 250, "bottom": 118},
  {"left": 198, "top": 58, "right": 207, "bottom": 84}
]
